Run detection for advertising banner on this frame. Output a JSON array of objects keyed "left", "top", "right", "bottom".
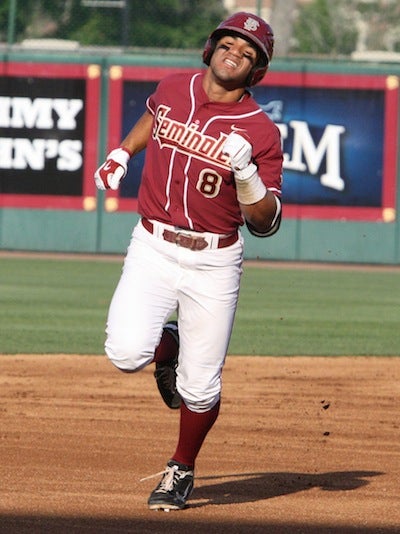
[{"left": 0, "top": 62, "right": 101, "bottom": 210}]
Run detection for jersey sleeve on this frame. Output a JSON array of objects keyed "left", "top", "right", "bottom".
[
  {"left": 256, "top": 121, "right": 283, "bottom": 197},
  {"left": 146, "top": 92, "right": 157, "bottom": 115},
  {"left": 146, "top": 74, "right": 176, "bottom": 116},
  {"left": 146, "top": 77, "right": 165, "bottom": 115}
]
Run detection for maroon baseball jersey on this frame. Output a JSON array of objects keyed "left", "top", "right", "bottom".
[{"left": 138, "top": 72, "right": 282, "bottom": 234}]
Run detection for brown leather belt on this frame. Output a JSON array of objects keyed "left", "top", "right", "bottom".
[{"left": 141, "top": 218, "right": 238, "bottom": 251}]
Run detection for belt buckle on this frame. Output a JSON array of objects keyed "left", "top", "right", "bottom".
[{"left": 176, "top": 232, "right": 195, "bottom": 250}]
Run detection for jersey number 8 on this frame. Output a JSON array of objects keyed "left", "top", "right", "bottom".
[{"left": 196, "top": 169, "right": 223, "bottom": 199}]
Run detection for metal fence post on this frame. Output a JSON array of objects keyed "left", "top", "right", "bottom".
[{"left": 7, "top": 0, "right": 17, "bottom": 46}]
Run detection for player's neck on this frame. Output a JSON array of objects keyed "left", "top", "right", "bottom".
[{"left": 202, "top": 71, "right": 246, "bottom": 103}]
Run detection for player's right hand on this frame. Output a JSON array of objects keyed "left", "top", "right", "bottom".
[{"left": 94, "top": 147, "right": 132, "bottom": 190}]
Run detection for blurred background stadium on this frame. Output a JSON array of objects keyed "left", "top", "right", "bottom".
[{"left": 1, "top": 0, "right": 400, "bottom": 61}]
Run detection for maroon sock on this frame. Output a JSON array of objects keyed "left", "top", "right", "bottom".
[
  {"left": 172, "top": 400, "right": 220, "bottom": 468},
  {"left": 153, "top": 328, "right": 178, "bottom": 364}
]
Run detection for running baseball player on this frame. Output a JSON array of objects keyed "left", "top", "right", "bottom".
[{"left": 94, "top": 11, "right": 282, "bottom": 511}]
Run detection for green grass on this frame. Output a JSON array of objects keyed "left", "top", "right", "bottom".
[
  {"left": 231, "top": 265, "right": 400, "bottom": 356},
  {"left": 0, "top": 256, "right": 399, "bottom": 356},
  {"left": 0, "top": 257, "right": 121, "bottom": 355}
]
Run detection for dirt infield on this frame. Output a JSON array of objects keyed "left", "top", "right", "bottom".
[{"left": 1, "top": 354, "right": 399, "bottom": 533}]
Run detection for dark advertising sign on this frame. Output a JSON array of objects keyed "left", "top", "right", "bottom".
[{"left": 0, "top": 62, "right": 100, "bottom": 210}]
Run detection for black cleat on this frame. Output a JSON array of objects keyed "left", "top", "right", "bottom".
[
  {"left": 148, "top": 460, "right": 194, "bottom": 511},
  {"left": 154, "top": 321, "right": 181, "bottom": 409}
]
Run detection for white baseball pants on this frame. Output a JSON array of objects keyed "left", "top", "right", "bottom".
[{"left": 105, "top": 219, "right": 244, "bottom": 413}]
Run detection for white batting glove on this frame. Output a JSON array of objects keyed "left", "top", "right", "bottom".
[
  {"left": 223, "top": 132, "right": 257, "bottom": 180},
  {"left": 94, "top": 147, "right": 131, "bottom": 190},
  {"left": 223, "top": 132, "right": 267, "bottom": 204}
]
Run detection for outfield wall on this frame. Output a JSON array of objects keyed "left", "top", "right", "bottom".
[{"left": 1, "top": 50, "right": 399, "bottom": 264}]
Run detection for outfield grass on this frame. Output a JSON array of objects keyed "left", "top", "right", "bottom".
[
  {"left": 235, "top": 265, "right": 400, "bottom": 356},
  {"left": 0, "top": 255, "right": 399, "bottom": 356}
]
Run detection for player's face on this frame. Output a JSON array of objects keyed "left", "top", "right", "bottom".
[{"left": 210, "top": 35, "right": 258, "bottom": 86}]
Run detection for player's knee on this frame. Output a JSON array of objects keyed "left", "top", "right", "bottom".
[
  {"left": 105, "top": 335, "right": 152, "bottom": 373},
  {"left": 177, "top": 370, "right": 222, "bottom": 412},
  {"left": 179, "top": 389, "right": 220, "bottom": 413}
]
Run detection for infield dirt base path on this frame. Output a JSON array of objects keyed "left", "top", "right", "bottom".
[{"left": 0, "top": 354, "right": 399, "bottom": 533}]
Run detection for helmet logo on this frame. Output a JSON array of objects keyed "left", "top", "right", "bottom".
[{"left": 243, "top": 17, "right": 260, "bottom": 32}]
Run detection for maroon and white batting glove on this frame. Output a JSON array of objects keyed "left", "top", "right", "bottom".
[
  {"left": 223, "top": 132, "right": 267, "bottom": 204},
  {"left": 94, "top": 147, "right": 132, "bottom": 190}
]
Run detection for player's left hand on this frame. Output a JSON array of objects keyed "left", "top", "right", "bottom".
[
  {"left": 222, "top": 132, "right": 257, "bottom": 180},
  {"left": 94, "top": 147, "right": 131, "bottom": 190}
]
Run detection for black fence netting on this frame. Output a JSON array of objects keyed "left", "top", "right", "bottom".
[{"left": 1, "top": 0, "right": 400, "bottom": 59}]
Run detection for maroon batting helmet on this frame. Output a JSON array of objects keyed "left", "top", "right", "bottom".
[{"left": 203, "top": 12, "right": 274, "bottom": 86}]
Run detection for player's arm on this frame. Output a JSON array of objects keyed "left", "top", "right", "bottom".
[
  {"left": 223, "top": 132, "right": 282, "bottom": 237},
  {"left": 120, "top": 110, "right": 153, "bottom": 156},
  {"left": 240, "top": 190, "right": 281, "bottom": 237},
  {"left": 94, "top": 111, "right": 153, "bottom": 190}
]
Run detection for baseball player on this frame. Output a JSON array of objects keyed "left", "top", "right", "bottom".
[{"left": 94, "top": 12, "right": 282, "bottom": 511}]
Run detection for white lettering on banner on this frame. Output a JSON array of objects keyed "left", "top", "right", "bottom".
[
  {"left": 278, "top": 120, "right": 346, "bottom": 192},
  {"left": 0, "top": 95, "right": 84, "bottom": 172},
  {"left": 0, "top": 97, "right": 83, "bottom": 129},
  {"left": 0, "top": 138, "right": 83, "bottom": 171},
  {"left": 57, "top": 140, "right": 83, "bottom": 170},
  {"left": 260, "top": 100, "right": 346, "bottom": 192}
]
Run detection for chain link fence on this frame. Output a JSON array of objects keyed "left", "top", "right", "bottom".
[
  {"left": 2, "top": 0, "right": 226, "bottom": 52},
  {"left": 1, "top": 0, "right": 400, "bottom": 59}
]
